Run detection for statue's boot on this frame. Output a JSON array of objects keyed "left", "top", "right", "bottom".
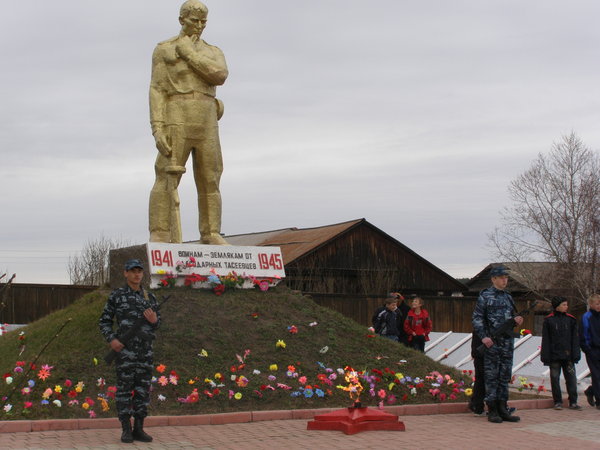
[
  {"left": 149, "top": 190, "right": 176, "bottom": 242},
  {"left": 199, "top": 194, "right": 229, "bottom": 245}
]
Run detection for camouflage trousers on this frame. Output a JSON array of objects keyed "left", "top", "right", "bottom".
[
  {"left": 115, "top": 353, "right": 153, "bottom": 421},
  {"left": 483, "top": 339, "right": 513, "bottom": 402}
]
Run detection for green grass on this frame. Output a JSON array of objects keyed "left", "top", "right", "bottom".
[{"left": 1, "top": 286, "right": 475, "bottom": 420}]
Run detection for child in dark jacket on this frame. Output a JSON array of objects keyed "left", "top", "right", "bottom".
[
  {"left": 541, "top": 296, "right": 581, "bottom": 410},
  {"left": 373, "top": 296, "right": 404, "bottom": 342},
  {"left": 404, "top": 296, "right": 432, "bottom": 352}
]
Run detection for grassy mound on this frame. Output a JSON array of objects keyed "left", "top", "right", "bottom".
[{"left": 0, "top": 287, "right": 473, "bottom": 420}]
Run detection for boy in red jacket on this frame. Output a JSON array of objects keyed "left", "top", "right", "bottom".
[{"left": 404, "top": 296, "right": 432, "bottom": 352}]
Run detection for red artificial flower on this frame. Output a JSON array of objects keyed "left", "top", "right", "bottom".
[
  {"left": 212, "top": 388, "right": 221, "bottom": 396},
  {"left": 402, "top": 394, "right": 408, "bottom": 402},
  {"left": 68, "top": 390, "right": 78, "bottom": 398},
  {"left": 16, "top": 361, "right": 26, "bottom": 367},
  {"left": 37, "top": 368, "right": 51, "bottom": 381},
  {"left": 214, "top": 284, "right": 225, "bottom": 296},
  {"left": 156, "top": 364, "right": 166, "bottom": 373}
]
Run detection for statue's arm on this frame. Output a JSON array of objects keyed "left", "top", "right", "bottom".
[
  {"left": 149, "top": 46, "right": 171, "bottom": 157},
  {"left": 176, "top": 37, "right": 228, "bottom": 86}
]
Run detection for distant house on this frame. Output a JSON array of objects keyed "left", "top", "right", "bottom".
[
  {"left": 467, "top": 262, "right": 581, "bottom": 303},
  {"left": 222, "top": 218, "right": 465, "bottom": 297}
]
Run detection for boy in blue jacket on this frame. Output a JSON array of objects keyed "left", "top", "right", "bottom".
[{"left": 580, "top": 293, "right": 600, "bottom": 409}]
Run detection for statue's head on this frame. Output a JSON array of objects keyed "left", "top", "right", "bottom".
[
  {"left": 179, "top": 0, "right": 209, "bottom": 36},
  {"left": 180, "top": 0, "right": 208, "bottom": 19}
]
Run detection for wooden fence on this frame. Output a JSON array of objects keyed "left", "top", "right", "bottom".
[
  {"left": 2, "top": 284, "right": 550, "bottom": 334},
  {"left": 0, "top": 283, "right": 98, "bottom": 324},
  {"left": 308, "top": 293, "right": 540, "bottom": 334}
]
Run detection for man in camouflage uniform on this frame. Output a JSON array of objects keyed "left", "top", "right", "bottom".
[
  {"left": 99, "top": 259, "right": 160, "bottom": 443},
  {"left": 472, "top": 265, "right": 523, "bottom": 423}
]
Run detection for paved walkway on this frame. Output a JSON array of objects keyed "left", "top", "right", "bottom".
[{"left": 1, "top": 405, "right": 599, "bottom": 450}]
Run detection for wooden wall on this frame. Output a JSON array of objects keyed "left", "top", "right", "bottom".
[
  {"left": 309, "top": 293, "right": 538, "bottom": 334},
  {"left": 0, "top": 284, "right": 97, "bottom": 324},
  {"left": 285, "top": 224, "right": 465, "bottom": 295}
]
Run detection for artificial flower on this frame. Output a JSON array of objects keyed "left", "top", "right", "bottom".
[
  {"left": 82, "top": 402, "right": 90, "bottom": 410},
  {"left": 37, "top": 368, "right": 51, "bottom": 381},
  {"left": 156, "top": 364, "right": 166, "bottom": 373},
  {"left": 3, "top": 404, "right": 12, "bottom": 412},
  {"left": 464, "top": 388, "right": 473, "bottom": 397},
  {"left": 234, "top": 392, "right": 242, "bottom": 400},
  {"left": 276, "top": 340, "right": 286, "bottom": 349},
  {"left": 42, "top": 388, "right": 53, "bottom": 399},
  {"left": 89, "top": 410, "right": 96, "bottom": 418},
  {"left": 52, "top": 400, "right": 61, "bottom": 408},
  {"left": 288, "top": 325, "right": 298, "bottom": 334},
  {"left": 158, "top": 394, "right": 166, "bottom": 401},
  {"left": 75, "top": 382, "right": 85, "bottom": 393},
  {"left": 198, "top": 349, "right": 208, "bottom": 357},
  {"left": 158, "top": 376, "right": 168, "bottom": 386},
  {"left": 269, "top": 364, "right": 278, "bottom": 371}
]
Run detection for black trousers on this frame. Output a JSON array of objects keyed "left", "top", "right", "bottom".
[
  {"left": 549, "top": 360, "right": 578, "bottom": 405},
  {"left": 471, "top": 356, "right": 485, "bottom": 410}
]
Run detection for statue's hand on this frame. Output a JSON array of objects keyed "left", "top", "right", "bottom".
[
  {"left": 176, "top": 35, "right": 194, "bottom": 61},
  {"left": 154, "top": 130, "right": 172, "bottom": 157}
]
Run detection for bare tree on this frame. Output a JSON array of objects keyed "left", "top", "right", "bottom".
[
  {"left": 490, "top": 132, "right": 600, "bottom": 305},
  {"left": 68, "top": 235, "right": 131, "bottom": 286}
]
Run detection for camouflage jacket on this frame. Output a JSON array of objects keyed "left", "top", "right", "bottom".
[
  {"left": 99, "top": 285, "right": 160, "bottom": 352},
  {"left": 472, "top": 286, "right": 516, "bottom": 341}
]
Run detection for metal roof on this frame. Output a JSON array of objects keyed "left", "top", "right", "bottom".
[{"left": 223, "top": 219, "right": 364, "bottom": 265}]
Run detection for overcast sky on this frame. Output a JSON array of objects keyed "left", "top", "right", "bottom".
[{"left": 2, "top": 0, "right": 600, "bottom": 284}]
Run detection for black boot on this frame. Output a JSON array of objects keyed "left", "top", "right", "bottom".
[
  {"left": 486, "top": 401, "right": 502, "bottom": 423},
  {"left": 497, "top": 400, "right": 520, "bottom": 422},
  {"left": 120, "top": 417, "right": 133, "bottom": 443},
  {"left": 132, "top": 416, "right": 153, "bottom": 442}
]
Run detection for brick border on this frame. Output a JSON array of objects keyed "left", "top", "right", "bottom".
[{"left": 0, "top": 399, "right": 555, "bottom": 433}]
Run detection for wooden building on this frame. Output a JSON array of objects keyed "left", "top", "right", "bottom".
[
  {"left": 221, "top": 219, "right": 471, "bottom": 328},
  {"left": 225, "top": 218, "right": 465, "bottom": 297}
]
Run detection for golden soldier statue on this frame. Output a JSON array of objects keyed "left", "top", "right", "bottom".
[{"left": 149, "top": 0, "right": 228, "bottom": 245}]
